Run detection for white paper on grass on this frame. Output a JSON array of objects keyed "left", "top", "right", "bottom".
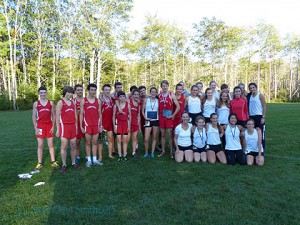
[
  {"left": 18, "top": 173, "right": 32, "bottom": 179},
  {"left": 34, "top": 182, "right": 45, "bottom": 186}
]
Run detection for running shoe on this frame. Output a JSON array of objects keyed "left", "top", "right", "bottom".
[
  {"left": 132, "top": 152, "right": 137, "bottom": 158},
  {"left": 123, "top": 156, "right": 128, "bottom": 162},
  {"left": 60, "top": 166, "right": 67, "bottom": 173},
  {"left": 85, "top": 160, "right": 92, "bottom": 168},
  {"left": 75, "top": 157, "right": 80, "bottom": 165},
  {"left": 72, "top": 164, "right": 81, "bottom": 169},
  {"left": 143, "top": 153, "right": 148, "bottom": 158},
  {"left": 93, "top": 160, "right": 104, "bottom": 166},
  {"left": 51, "top": 161, "right": 61, "bottom": 169},
  {"left": 34, "top": 163, "right": 43, "bottom": 171},
  {"left": 158, "top": 151, "right": 165, "bottom": 157},
  {"left": 151, "top": 153, "right": 155, "bottom": 158},
  {"left": 117, "top": 157, "right": 123, "bottom": 162}
]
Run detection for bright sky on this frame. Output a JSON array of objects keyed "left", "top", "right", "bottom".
[{"left": 128, "top": 0, "right": 300, "bottom": 37}]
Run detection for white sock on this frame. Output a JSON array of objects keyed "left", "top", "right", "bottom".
[
  {"left": 86, "top": 157, "right": 91, "bottom": 162},
  {"left": 93, "top": 156, "right": 97, "bottom": 162}
]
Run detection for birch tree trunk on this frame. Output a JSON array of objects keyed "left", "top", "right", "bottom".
[{"left": 89, "top": 49, "right": 95, "bottom": 83}]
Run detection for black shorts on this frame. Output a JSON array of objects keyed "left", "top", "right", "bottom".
[
  {"left": 193, "top": 146, "right": 206, "bottom": 153},
  {"left": 145, "top": 120, "right": 159, "bottom": 127},
  {"left": 237, "top": 120, "right": 246, "bottom": 128},
  {"left": 246, "top": 151, "right": 264, "bottom": 157},
  {"left": 116, "top": 133, "right": 128, "bottom": 136},
  {"left": 189, "top": 113, "right": 202, "bottom": 125},
  {"left": 178, "top": 145, "right": 192, "bottom": 151},
  {"left": 206, "top": 144, "right": 223, "bottom": 153}
]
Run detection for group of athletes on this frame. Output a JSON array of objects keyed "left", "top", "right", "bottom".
[{"left": 32, "top": 79, "right": 266, "bottom": 173}]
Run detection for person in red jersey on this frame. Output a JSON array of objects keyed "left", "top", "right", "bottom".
[
  {"left": 74, "top": 84, "right": 84, "bottom": 165},
  {"left": 230, "top": 86, "right": 249, "bottom": 127},
  {"left": 173, "top": 83, "right": 185, "bottom": 128},
  {"left": 128, "top": 89, "right": 140, "bottom": 157},
  {"left": 113, "top": 91, "right": 131, "bottom": 162},
  {"left": 56, "top": 86, "right": 80, "bottom": 173},
  {"left": 158, "top": 80, "right": 180, "bottom": 158},
  {"left": 111, "top": 81, "right": 123, "bottom": 104},
  {"left": 99, "top": 84, "right": 115, "bottom": 159},
  {"left": 32, "top": 86, "right": 60, "bottom": 171},
  {"left": 80, "top": 83, "right": 102, "bottom": 167}
]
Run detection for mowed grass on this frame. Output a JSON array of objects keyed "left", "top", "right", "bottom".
[{"left": 0, "top": 103, "right": 300, "bottom": 225}]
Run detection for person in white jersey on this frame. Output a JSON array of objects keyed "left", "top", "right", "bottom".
[
  {"left": 242, "top": 118, "right": 264, "bottom": 166},
  {"left": 142, "top": 87, "right": 159, "bottom": 158},
  {"left": 174, "top": 112, "right": 193, "bottom": 163},
  {"left": 202, "top": 88, "right": 217, "bottom": 123},
  {"left": 205, "top": 113, "right": 227, "bottom": 164},
  {"left": 185, "top": 85, "right": 202, "bottom": 125},
  {"left": 209, "top": 81, "right": 220, "bottom": 100},
  {"left": 217, "top": 90, "right": 231, "bottom": 148},
  {"left": 248, "top": 82, "right": 266, "bottom": 150},
  {"left": 222, "top": 114, "right": 245, "bottom": 165},
  {"left": 192, "top": 116, "right": 207, "bottom": 163}
]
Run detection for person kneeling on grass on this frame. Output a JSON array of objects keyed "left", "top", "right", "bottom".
[
  {"left": 222, "top": 114, "right": 245, "bottom": 165},
  {"left": 174, "top": 112, "right": 193, "bottom": 163},
  {"left": 113, "top": 91, "right": 131, "bottom": 162},
  {"left": 192, "top": 116, "right": 207, "bottom": 163},
  {"left": 242, "top": 118, "right": 264, "bottom": 166},
  {"left": 205, "top": 113, "right": 227, "bottom": 164}
]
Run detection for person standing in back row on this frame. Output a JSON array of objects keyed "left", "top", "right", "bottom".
[{"left": 248, "top": 82, "right": 266, "bottom": 150}]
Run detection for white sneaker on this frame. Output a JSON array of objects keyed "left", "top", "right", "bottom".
[
  {"left": 85, "top": 160, "right": 92, "bottom": 168},
  {"left": 93, "top": 160, "right": 103, "bottom": 166}
]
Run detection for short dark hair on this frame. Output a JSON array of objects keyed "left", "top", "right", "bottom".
[
  {"left": 221, "top": 84, "right": 228, "bottom": 90},
  {"left": 149, "top": 87, "right": 158, "bottom": 93},
  {"left": 63, "top": 86, "right": 75, "bottom": 97},
  {"left": 117, "top": 91, "right": 126, "bottom": 97},
  {"left": 74, "top": 84, "right": 83, "bottom": 91},
  {"left": 102, "top": 84, "right": 111, "bottom": 91},
  {"left": 248, "top": 82, "right": 257, "bottom": 89},
  {"left": 160, "top": 80, "right": 169, "bottom": 87},
  {"left": 175, "top": 83, "right": 183, "bottom": 89},
  {"left": 138, "top": 85, "right": 146, "bottom": 90},
  {"left": 131, "top": 89, "right": 139, "bottom": 95},
  {"left": 114, "top": 82, "right": 122, "bottom": 88},
  {"left": 87, "top": 83, "right": 97, "bottom": 90},
  {"left": 38, "top": 86, "right": 47, "bottom": 92},
  {"left": 130, "top": 85, "right": 138, "bottom": 92}
]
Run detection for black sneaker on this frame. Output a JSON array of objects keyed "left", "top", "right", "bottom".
[
  {"left": 117, "top": 157, "right": 123, "bottom": 162},
  {"left": 123, "top": 156, "right": 128, "bottom": 162}
]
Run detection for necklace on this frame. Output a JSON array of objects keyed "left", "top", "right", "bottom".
[{"left": 197, "top": 127, "right": 204, "bottom": 144}]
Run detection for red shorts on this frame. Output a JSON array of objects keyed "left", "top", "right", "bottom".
[
  {"left": 85, "top": 125, "right": 99, "bottom": 135},
  {"left": 116, "top": 120, "right": 128, "bottom": 135},
  {"left": 159, "top": 117, "right": 173, "bottom": 129},
  {"left": 173, "top": 118, "right": 181, "bottom": 128},
  {"left": 77, "top": 120, "right": 84, "bottom": 139},
  {"left": 60, "top": 123, "right": 76, "bottom": 139},
  {"left": 102, "top": 120, "right": 113, "bottom": 132},
  {"left": 130, "top": 124, "right": 139, "bottom": 133},
  {"left": 36, "top": 123, "right": 54, "bottom": 138}
]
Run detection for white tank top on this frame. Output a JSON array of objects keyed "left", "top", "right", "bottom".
[
  {"left": 217, "top": 105, "right": 229, "bottom": 125},
  {"left": 249, "top": 93, "right": 263, "bottom": 116},
  {"left": 203, "top": 98, "right": 216, "bottom": 118},
  {"left": 188, "top": 96, "right": 201, "bottom": 113},
  {"left": 193, "top": 127, "right": 207, "bottom": 148},
  {"left": 213, "top": 90, "right": 220, "bottom": 100},
  {"left": 225, "top": 125, "right": 242, "bottom": 150},
  {"left": 207, "top": 124, "right": 221, "bottom": 145},
  {"left": 145, "top": 98, "right": 158, "bottom": 121},
  {"left": 245, "top": 129, "right": 263, "bottom": 153}
]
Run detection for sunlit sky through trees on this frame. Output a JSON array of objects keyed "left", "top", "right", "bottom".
[{"left": 128, "top": 0, "right": 300, "bottom": 36}]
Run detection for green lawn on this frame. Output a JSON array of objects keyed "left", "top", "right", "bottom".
[{"left": 0, "top": 103, "right": 300, "bottom": 225}]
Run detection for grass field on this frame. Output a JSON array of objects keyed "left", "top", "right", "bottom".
[{"left": 0, "top": 103, "right": 300, "bottom": 225}]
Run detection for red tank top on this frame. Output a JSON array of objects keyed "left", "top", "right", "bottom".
[
  {"left": 159, "top": 91, "right": 173, "bottom": 116},
  {"left": 83, "top": 97, "right": 99, "bottom": 126},
  {"left": 36, "top": 100, "right": 52, "bottom": 124},
  {"left": 74, "top": 97, "right": 82, "bottom": 111},
  {"left": 130, "top": 98, "right": 139, "bottom": 126},
  {"left": 60, "top": 99, "right": 75, "bottom": 124},
  {"left": 174, "top": 93, "right": 185, "bottom": 119},
  {"left": 116, "top": 102, "right": 129, "bottom": 121},
  {"left": 101, "top": 96, "right": 113, "bottom": 126}
]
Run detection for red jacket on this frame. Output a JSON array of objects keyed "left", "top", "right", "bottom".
[{"left": 230, "top": 97, "right": 249, "bottom": 121}]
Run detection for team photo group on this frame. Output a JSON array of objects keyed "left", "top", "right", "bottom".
[{"left": 32, "top": 79, "right": 266, "bottom": 173}]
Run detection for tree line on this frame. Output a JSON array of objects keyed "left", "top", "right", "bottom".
[{"left": 0, "top": 0, "right": 299, "bottom": 110}]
